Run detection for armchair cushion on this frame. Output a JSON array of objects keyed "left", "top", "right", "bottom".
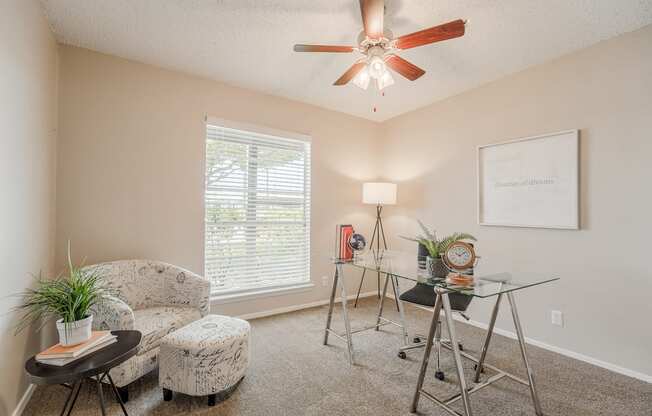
[{"left": 134, "top": 306, "right": 202, "bottom": 353}]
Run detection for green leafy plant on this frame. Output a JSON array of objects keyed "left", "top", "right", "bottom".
[
  {"left": 12, "top": 243, "right": 110, "bottom": 334},
  {"left": 401, "top": 220, "right": 476, "bottom": 258}
]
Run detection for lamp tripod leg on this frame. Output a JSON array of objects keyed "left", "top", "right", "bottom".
[
  {"left": 376, "top": 210, "right": 399, "bottom": 310},
  {"left": 374, "top": 210, "right": 382, "bottom": 299},
  {"left": 354, "top": 212, "right": 380, "bottom": 307}
]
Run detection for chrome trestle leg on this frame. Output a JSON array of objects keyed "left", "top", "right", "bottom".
[
  {"left": 375, "top": 274, "right": 390, "bottom": 331},
  {"left": 474, "top": 292, "right": 502, "bottom": 382},
  {"left": 377, "top": 270, "right": 381, "bottom": 299},
  {"left": 435, "top": 319, "right": 442, "bottom": 373},
  {"left": 388, "top": 273, "right": 401, "bottom": 311},
  {"left": 507, "top": 292, "right": 543, "bottom": 416},
  {"left": 442, "top": 291, "right": 473, "bottom": 416},
  {"left": 327, "top": 266, "right": 408, "bottom": 366},
  {"left": 337, "top": 263, "right": 355, "bottom": 365},
  {"left": 323, "top": 266, "right": 339, "bottom": 345},
  {"left": 353, "top": 268, "right": 367, "bottom": 308},
  {"left": 407, "top": 288, "right": 544, "bottom": 415},
  {"left": 390, "top": 274, "right": 410, "bottom": 345},
  {"left": 411, "top": 291, "right": 442, "bottom": 413},
  {"left": 399, "top": 342, "right": 427, "bottom": 352}
]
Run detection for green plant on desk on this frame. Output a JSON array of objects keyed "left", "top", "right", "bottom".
[
  {"left": 401, "top": 220, "right": 476, "bottom": 257},
  {"left": 401, "top": 220, "right": 476, "bottom": 277}
]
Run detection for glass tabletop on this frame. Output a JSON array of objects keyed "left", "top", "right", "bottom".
[{"left": 333, "top": 250, "right": 558, "bottom": 298}]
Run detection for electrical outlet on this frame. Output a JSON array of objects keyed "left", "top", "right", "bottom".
[
  {"left": 551, "top": 310, "right": 564, "bottom": 327},
  {"left": 321, "top": 276, "right": 329, "bottom": 287}
]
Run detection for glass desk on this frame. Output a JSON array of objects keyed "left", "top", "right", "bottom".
[{"left": 326, "top": 250, "right": 558, "bottom": 416}]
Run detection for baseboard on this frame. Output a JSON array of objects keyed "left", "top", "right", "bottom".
[
  {"left": 453, "top": 315, "right": 652, "bottom": 383},
  {"left": 239, "top": 290, "right": 651, "bottom": 383},
  {"left": 381, "top": 291, "right": 652, "bottom": 383},
  {"left": 12, "top": 384, "right": 35, "bottom": 416},
  {"left": 237, "top": 291, "right": 378, "bottom": 321}
]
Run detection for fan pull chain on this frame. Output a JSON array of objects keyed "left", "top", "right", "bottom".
[{"left": 372, "top": 91, "right": 385, "bottom": 113}]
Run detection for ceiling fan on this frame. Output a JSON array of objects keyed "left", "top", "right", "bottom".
[{"left": 293, "top": 0, "right": 466, "bottom": 91}]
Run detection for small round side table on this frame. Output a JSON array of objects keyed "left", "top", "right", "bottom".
[{"left": 25, "top": 330, "right": 141, "bottom": 416}]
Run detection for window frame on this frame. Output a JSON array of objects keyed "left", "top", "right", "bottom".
[{"left": 203, "top": 117, "right": 313, "bottom": 301}]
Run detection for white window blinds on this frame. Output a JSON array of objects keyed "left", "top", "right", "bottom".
[{"left": 205, "top": 121, "right": 311, "bottom": 296}]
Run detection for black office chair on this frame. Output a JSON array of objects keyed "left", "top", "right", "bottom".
[{"left": 397, "top": 282, "right": 473, "bottom": 381}]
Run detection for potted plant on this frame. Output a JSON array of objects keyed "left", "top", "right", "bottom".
[
  {"left": 402, "top": 221, "right": 476, "bottom": 278},
  {"left": 12, "top": 244, "right": 109, "bottom": 346}
]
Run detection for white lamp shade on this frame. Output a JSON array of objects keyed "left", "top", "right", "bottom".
[{"left": 362, "top": 182, "right": 397, "bottom": 205}]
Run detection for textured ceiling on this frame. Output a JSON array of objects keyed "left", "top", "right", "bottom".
[{"left": 40, "top": 0, "right": 652, "bottom": 122}]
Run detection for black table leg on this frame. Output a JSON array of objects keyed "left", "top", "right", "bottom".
[
  {"left": 59, "top": 382, "right": 75, "bottom": 416},
  {"left": 106, "top": 373, "right": 129, "bottom": 416},
  {"left": 96, "top": 376, "right": 107, "bottom": 416},
  {"left": 59, "top": 380, "right": 82, "bottom": 416},
  {"left": 66, "top": 381, "right": 83, "bottom": 416}
]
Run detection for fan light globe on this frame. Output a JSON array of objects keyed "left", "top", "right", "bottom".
[
  {"left": 377, "top": 70, "right": 394, "bottom": 90},
  {"left": 368, "top": 56, "right": 386, "bottom": 79},
  {"left": 352, "top": 66, "right": 371, "bottom": 90}
]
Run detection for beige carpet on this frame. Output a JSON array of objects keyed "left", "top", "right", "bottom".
[{"left": 24, "top": 297, "right": 651, "bottom": 415}]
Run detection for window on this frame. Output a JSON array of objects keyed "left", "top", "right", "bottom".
[{"left": 204, "top": 119, "right": 311, "bottom": 297}]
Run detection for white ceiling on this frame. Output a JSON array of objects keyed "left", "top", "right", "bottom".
[{"left": 40, "top": 0, "right": 652, "bottom": 122}]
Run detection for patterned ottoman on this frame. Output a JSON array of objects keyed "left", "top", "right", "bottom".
[{"left": 159, "top": 314, "right": 250, "bottom": 406}]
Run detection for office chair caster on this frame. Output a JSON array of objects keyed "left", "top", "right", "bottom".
[
  {"left": 473, "top": 364, "right": 485, "bottom": 373},
  {"left": 413, "top": 337, "right": 421, "bottom": 343},
  {"left": 398, "top": 351, "right": 407, "bottom": 359},
  {"left": 458, "top": 343, "right": 464, "bottom": 351},
  {"left": 434, "top": 371, "right": 445, "bottom": 381}
]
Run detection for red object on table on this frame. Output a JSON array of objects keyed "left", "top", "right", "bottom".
[{"left": 339, "top": 225, "right": 354, "bottom": 260}]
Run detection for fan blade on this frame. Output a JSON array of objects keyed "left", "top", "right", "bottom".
[
  {"left": 293, "top": 44, "right": 354, "bottom": 53},
  {"left": 395, "top": 19, "right": 465, "bottom": 50},
  {"left": 334, "top": 62, "right": 366, "bottom": 86},
  {"left": 360, "top": 0, "right": 384, "bottom": 39},
  {"left": 385, "top": 55, "right": 425, "bottom": 81}
]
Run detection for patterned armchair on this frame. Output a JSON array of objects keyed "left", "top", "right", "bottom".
[{"left": 85, "top": 260, "right": 211, "bottom": 402}]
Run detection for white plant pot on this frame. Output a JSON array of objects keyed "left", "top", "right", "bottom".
[{"left": 56, "top": 315, "right": 93, "bottom": 346}]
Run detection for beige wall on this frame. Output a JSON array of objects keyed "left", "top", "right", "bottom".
[
  {"left": 380, "top": 25, "right": 652, "bottom": 377},
  {"left": 0, "top": 0, "right": 58, "bottom": 414},
  {"left": 56, "top": 45, "right": 382, "bottom": 318},
  {"left": 55, "top": 24, "right": 652, "bottom": 380}
]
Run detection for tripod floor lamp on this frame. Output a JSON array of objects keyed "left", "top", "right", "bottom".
[{"left": 354, "top": 182, "right": 400, "bottom": 310}]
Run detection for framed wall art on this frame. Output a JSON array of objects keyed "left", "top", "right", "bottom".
[{"left": 477, "top": 129, "right": 579, "bottom": 229}]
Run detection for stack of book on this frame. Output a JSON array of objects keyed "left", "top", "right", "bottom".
[{"left": 36, "top": 331, "right": 117, "bottom": 366}]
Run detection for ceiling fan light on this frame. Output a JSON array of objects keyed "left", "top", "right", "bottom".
[
  {"left": 352, "top": 65, "right": 371, "bottom": 90},
  {"left": 368, "top": 56, "right": 386, "bottom": 79},
  {"left": 376, "top": 70, "right": 394, "bottom": 90}
]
